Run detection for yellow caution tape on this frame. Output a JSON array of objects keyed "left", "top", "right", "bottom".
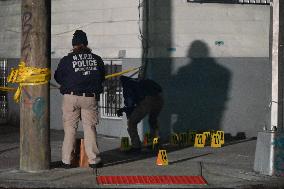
[
  {"left": 3, "top": 61, "right": 50, "bottom": 103},
  {"left": 0, "top": 65, "right": 139, "bottom": 98},
  {"left": 49, "top": 67, "right": 140, "bottom": 90},
  {"left": 0, "top": 86, "right": 17, "bottom": 92},
  {"left": 105, "top": 67, "right": 140, "bottom": 79}
]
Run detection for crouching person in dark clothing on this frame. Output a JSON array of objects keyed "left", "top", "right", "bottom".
[{"left": 117, "top": 76, "right": 164, "bottom": 153}]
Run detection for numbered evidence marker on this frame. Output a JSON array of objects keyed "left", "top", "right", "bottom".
[
  {"left": 179, "top": 132, "right": 188, "bottom": 146},
  {"left": 156, "top": 150, "right": 168, "bottom": 166},
  {"left": 217, "top": 131, "right": 225, "bottom": 145},
  {"left": 194, "top": 134, "right": 205, "bottom": 148},
  {"left": 120, "top": 137, "right": 130, "bottom": 151},
  {"left": 188, "top": 131, "right": 196, "bottom": 145},
  {"left": 170, "top": 133, "right": 179, "bottom": 145},
  {"left": 211, "top": 133, "right": 222, "bottom": 148},
  {"left": 203, "top": 131, "right": 211, "bottom": 145},
  {"left": 152, "top": 137, "right": 160, "bottom": 151}
]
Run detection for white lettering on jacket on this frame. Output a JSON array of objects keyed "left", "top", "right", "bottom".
[{"left": 72, "top": 54, "right": 98, "bottom": 73}]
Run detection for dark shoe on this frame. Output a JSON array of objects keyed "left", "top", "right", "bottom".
[
  {"left": 89, "top": 161, "right": 103, "bottom": 169},
  {"left": 61, "top": 162, "right": 71, "bottom": 169}
]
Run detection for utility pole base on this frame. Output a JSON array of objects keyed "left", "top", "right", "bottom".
[{"left": 254, "top": 131, "right": 284, "bottom": 176}]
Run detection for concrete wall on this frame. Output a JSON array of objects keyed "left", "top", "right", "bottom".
[
  {"left": 0, "top": 0, "right": 21, "bottom": 58},
  {"left": 0, "top": 0, "right": 271, "bottom": 140},
  {"left": 145, "top": 1, "right": 270, "bottom": 139},
  {"left": 51, "top": 0, "right": 142, "bottom": 59},
  {"left": 147, "top": 1, "right": 269, "bottom": 58},
  {"left": 147, "top": 57, "right": 270, "bottom": 139},
  {"left": 0, "top": 0, "right": 143, "bottom": 58}
]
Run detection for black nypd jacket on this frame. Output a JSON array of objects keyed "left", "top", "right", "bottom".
[{"left": 54, "top": 48, "right": 105, "bottom": 95}]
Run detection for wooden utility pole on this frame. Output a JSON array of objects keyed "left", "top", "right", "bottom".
[
  {"left": 20, "top": 0, "right": 51, "bottom": 172},
  {"left": 270, "top": 0, "right": 284, "bottom": 131},
  {"left": 254, "top": 0, "right": 284, "bottom": 176}
]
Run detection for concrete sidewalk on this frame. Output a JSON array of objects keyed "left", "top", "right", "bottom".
[{"left": 0, "top": 124, "right": 283, "bottom": 189}]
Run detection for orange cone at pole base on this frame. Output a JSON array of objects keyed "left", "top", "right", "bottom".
[
  {"left": 71, "top": 138, "right": 89, "bottom": 168},
  {"left": 79, "top": 139, "right": 89, "bottom": 168}
]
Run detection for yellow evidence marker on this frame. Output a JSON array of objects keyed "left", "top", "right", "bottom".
[
  {"left": 179, "top": 132, "right": 188, "bottom": 146},
  {"left": 152, "top": 137, "right": 160, "bottom": 151},
  {"left": 156, "top": 150, "right": 168, "bottom": 166},
  {"left": 188, "top": 131, "right": 196, "bottom": 145},
  {"left": 170, "top": 133, "right": 179, "bottom": 145},
  {"left": 194, "top": 134, "right": 205, "bottom": 148},
  {"left": 120, "top": 137, "right": 130, "bottom": 151},
  {"left": 211, "top": 133, "right": 222, "bottom": 148},
  {"left": 217, "top": 131, "right": 225, "bottom": 145},
  {"left": 203, "top": 131, "right": 211, "bottom": 145}
]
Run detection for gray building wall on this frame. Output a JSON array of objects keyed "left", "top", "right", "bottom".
[
  {"left": 0, "top": 0, "right": 271, "bottom": 140},
  {"left": 142, "top": 1, "right": 270, "bottom": 140},
  {"left": 147, "top": 57, "right": 270, "bottom": 139}
]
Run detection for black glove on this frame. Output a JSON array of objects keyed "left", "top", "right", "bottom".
[
  {"left": 116, "top": 108, "right": 124, "bottom": 117},
  {"left": 125, "top": 107, "right": 134, "bottom": 118},
  {"left": 95, "top": 93, "right": 100, "bottom": 101}
]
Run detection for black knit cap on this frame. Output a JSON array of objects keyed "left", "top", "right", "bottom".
[{"left": 72, "top": 30, "right": 88, "bottom": 46}]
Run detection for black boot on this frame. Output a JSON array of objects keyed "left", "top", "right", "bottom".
[
  {"left": 89, "top": 161, "right": 103, "bottom": 169},
  {"left": 61, "top": 162, "right": 71, "bottom": 169}
]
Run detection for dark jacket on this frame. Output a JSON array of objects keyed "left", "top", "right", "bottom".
[
  {"left": 118, "top": 76, "right": 162, "bottom": 117},
  {"left": 54, "top": 48, "right": 105, "bottom": 95}
]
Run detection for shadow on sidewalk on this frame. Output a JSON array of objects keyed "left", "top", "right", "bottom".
[
  {"left": 51, "top": 136, "right": 257, "bottom": 169},
  {"left": 0, "top": 126, "right": 257, "bottom": 170}
]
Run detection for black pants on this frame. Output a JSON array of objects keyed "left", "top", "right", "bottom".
[{"left": 127, "top": 94, "right": 164, "bottom": 148}]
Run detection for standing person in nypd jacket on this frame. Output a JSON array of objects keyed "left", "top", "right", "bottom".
[{"left": 54, "top": 30, "right": 105, "bottom": 169}]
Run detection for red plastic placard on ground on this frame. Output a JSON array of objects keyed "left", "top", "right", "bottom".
[{"left": 97, "top": 175, "right": 207, "bottom": 185}]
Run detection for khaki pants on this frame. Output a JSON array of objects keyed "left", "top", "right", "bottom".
[
  {"left": 61, "top": 94, "right": 101, "bottom": 165},
  {"left": 128, "top": 94, "right": 164, "bottom": 148}
]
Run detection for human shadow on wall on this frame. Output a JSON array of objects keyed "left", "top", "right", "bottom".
[{"left": 170, "top": 40, "right": 231, "bottom": 133}]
